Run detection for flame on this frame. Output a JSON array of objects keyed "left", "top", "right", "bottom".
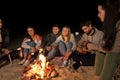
[
  {"left": 38, "top": 54, "right": 46, "bottom": 79},
  {"left": 24, "top": 49, "right": 49, "bottom": 79}
]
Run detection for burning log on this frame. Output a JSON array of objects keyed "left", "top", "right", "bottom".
[
  {"left": 21, "top": 64, "right": 58, "bottom": 80},
  {"left": 49, "top": 69, "right": 58, "bottom": 78},
  {"left": 21, "top": 49, "right": 58, "bottom": 80}
]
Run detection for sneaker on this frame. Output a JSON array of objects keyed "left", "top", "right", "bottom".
[
  {"left": 68, "top": 59, "right": 73, "bottom": 65},
  {"left": 19, "top": 59, "right": 26, "bottom": 65},
  {"left": 61, "top": 60, "right": 68, "bottom": 67},
  {"left": 23, "top": 60, "right": 30, "bottom": 67}
]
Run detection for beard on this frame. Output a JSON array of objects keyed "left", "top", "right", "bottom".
[
  {"left": 86, "top": 28, "right": 95, "bottom": 36},
  {"left": 86, "top": 29, "right": 92, "bottom": 35}
]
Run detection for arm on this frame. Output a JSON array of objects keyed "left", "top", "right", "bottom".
[
  {"left": 77, "top": 33, "right": 87, "bottom": 47},
  {"left": 21, "top": 38, "right": 31, "bottom": 49},
  {"left": 50, "top": 35, "right": 62, "bottom": 47},
  {"left": 41, "top": 33, "right": 51, "bottom": 47},
  {"left": 77, "top": 33, "right": 88, "bottom": 53},
  {"left": 2, "top": 28, "right": 10, "bottom": 48},
  {"left": 1, "top": 28, "right": 11, "bottom": 54},
  {"left": 45, "top": 35, "right": 61, "bottom": 51},
  {"left": 87, "top": 43, "right": 107, "bottom": 53},
  {"left": 35, "top": 34, "right": 42, "bottom": 49},
  {"left": 64, "top": 34, "right": 76, "bottom": 60},
  {"left": 70, "top": 33, "right": 76, "bottom": 51},
  {"left": 86, "top": 30, "right": 106, "bottom": 53}
]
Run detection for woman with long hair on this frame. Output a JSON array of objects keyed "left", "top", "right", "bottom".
[
  {"left": 19, "top": 26, "right": 42, "bottom": 67},
  {"left": 87, "top": 0, "right": 120, "bottom": 80},
  {"left": 46, "top": 25, "right": 76, "bottom": 67}
]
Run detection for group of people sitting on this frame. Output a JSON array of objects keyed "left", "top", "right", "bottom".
[
  {"left": 18, "top": 20, "right": 102, "bottom": 71},
  {"left": 0, "top": 0, "right": 120, "bottom": 80}
]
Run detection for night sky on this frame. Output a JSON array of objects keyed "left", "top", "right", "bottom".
[{"left": 0, "top": 0, "right": 102, "bottom": 36}]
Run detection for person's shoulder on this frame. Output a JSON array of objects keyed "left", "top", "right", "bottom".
[
  {"left": 81, "top": 32, "right": 87, "bottom": 37},
  {"left": 35, "top": 34, "right": 42, "bottom": 40},
  {"left": 47, "top": 32, "right": 53, "bottom": 36},
  {"left": 57, "top": 31, "right": 61, "bottom": 35},
  {"left": 94, "top": 27, "right": 103, "bottom": 33},
  {"left": 57, "top": 34, "right": 62, "bottom": 39},
  {"left": 35, "top": 34, "right": 41, "bottom": 36},
  {"left": 94, "top": 28, "right": 104, "bottom": 38},
  {"left": 22, "top": 37, "right": 30, "bottom": 42}
]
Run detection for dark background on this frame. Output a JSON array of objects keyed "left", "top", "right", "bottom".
[{"left": 0, "top": 0, "right": 103, "bottom": 37}]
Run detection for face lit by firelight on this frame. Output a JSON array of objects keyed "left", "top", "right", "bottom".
[
  {"left": 27, "top": 27, "right": 35, "bottom": 36},
  {"left": 52, "top": 26, "right": 60, "bottom": 35},
  {"left": 97, "top": 5, "right": 105, "bottom": 22}
]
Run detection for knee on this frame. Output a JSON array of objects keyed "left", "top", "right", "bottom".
[
  {"left": 67, "top": 42, "right": 73, "bottom": 47},
  {"left": 23, "top": 48, "right": 29, "bottom": 53},
  {"left": 59, "top": 41, "right": 65, "bottom": 46},
  {"left": 48, "top": 48, "right": 56, "bottom": 54}
]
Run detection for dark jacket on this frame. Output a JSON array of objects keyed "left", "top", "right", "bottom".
[
  {"left": 0, "top": 28, "right": 10, "bottom": 48},
  {"left": 42, "top": 32, "right": 61, "bottom": 48}
]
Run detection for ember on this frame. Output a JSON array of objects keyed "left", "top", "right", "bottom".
[{"left": 21, "top": 49, "right": 58, "bottom": 80}]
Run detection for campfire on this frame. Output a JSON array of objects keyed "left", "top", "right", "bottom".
[{"left": 21, "top": 49, "right": 58, "bottom": 80}]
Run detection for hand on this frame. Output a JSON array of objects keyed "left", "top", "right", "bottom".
[
  {"left": 82, "top": 47, "right": 88, "bottom": 54},
  {"left": 2, "top": 48, "right": 11, "bottom": 54},
  {"left": 64, "top": 51, "right": 72, "bottom": 60},
  {"left": 46, "top": 46, "right": 52, "bottom": 51},
  {"left": 17, "top": 47, "right": 22, "bottom": 50},
  {"left": 30, "top": 47, "right": 36, "bottom": 53},
  {"left": 76, "top": 47, "right": 87, "bottom": 54},
  {"left": 76, "top": 47, "right": 83, "bottom": 53},
  {"left": 86, "top": 43, "right": 93, "bottom": 51}
]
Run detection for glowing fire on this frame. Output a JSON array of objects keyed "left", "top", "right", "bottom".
[
  {"left": 22, "top": 48, "right": 58, "bottom": 80},
  {"left": 23, "top": 49, "right": 49, "bottom": 79}
]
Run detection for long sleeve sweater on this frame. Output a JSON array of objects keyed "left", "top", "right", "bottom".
[{"left": 51, "top": 33, "right": 76, "bottom": 51}]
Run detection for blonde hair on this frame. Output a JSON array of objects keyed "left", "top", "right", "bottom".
[{"left": 62, "top": 25, "right": 71, "bottom": 42}]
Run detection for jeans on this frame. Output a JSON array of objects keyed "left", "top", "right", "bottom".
[
  {"left": 23, "top": 41, "right": 36, "bottom": 54},
  {"left": 58, "top": 41, "right": 73, "bottom": 56},
  {"left": 71, "top": 51, "right": 95, "bottom": 70},
  {"left": 47, "top": 41, "right": 73, "bottom": 61}
]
